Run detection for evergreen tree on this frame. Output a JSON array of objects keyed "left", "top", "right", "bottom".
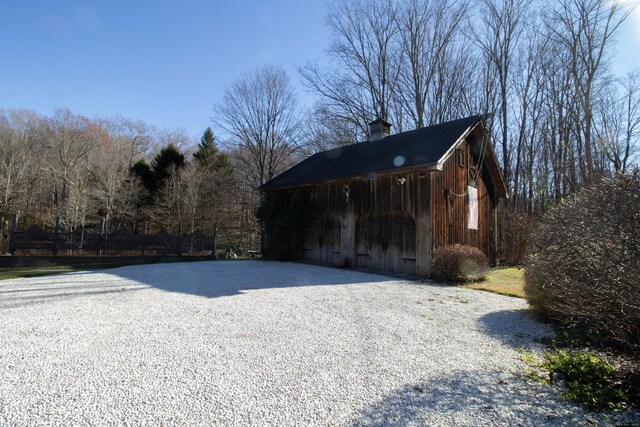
[
  {"left": 130, "top": 159, "right": 155, "bottom": 198},
  {"left": 191, "top": 128, "right": 235, "bottom": 223},
  {"left": 193, "top": 127, "right": 232, "bottom": 175},
  {"left": 151, "top": 143, "right": 186, "bottom": 191},
  {"left": 192, "top": 128, "right": 231, "bottom": 180},
  {"left": 130, "top": 144, "right": 186, "bottom": 202},
  {"left": 193, "top": 127, "right": 215, "bottom": 166}
]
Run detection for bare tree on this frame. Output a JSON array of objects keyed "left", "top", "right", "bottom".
[
  {"left": 61, "top": 168, "right": 92, "bottom": 229},
  {"left": 43, "top": 109, "right": 105, "bottom": 220},
  {"left": 396, "top": 0, "right": 468, "bottom": 128},
  {"left": 511, "top": 30, "right": 548, "bottom": 212},
  {"left": 548, "top": 0, "right": 633, "bottom": 183},
  {"left": 301, "top": 104, "right": 361, "bottom": 154},
  {"left": 0, "top": 110, "right": 42, "bottom": 216},
  {"left": 596, "top": 70, "right": 640, "bottom": 174},
  {"left": 214, "top": 65, "right": 302, "bottom": 187},
  {"left": 87, "top": 135, "right": 145, "bottom": 230},
  {"left": 97, "top": 115, "right": 154, "bottom": 168},
  {"left": 300, "top": 0, "right": 401, "bottom": 137},
  {"left": 152, "top": 163, "right": 185, "bottom": 230},
  {"left": 425, "top": 41, "right": 475, "bottom": 124},
  {"left": 620, "top": 70, "right": 640, "bottom": 172},
  {"left": 226, "top": 150, "right": 262, "bottom": 252},
  {"left": 472, "top": 0, "right": 529, "bottom": 191},
  {"left": 155, "top": 127, "right": 192, "bottom": 153}
]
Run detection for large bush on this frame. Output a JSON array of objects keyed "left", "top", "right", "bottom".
[
  {"left": 432, "top": 244, "right": 489, "bottom": 282},
  {"left": 524, "top": 171, "right": 640, "bottom": 351}
]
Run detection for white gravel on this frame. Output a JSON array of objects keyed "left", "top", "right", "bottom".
[{"left": 0, "top": 260, "right": 638, "bottom": 426}]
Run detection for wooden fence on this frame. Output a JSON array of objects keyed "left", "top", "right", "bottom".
[{"left": 8, "top": 217, "right": 217, "bottom": 256}]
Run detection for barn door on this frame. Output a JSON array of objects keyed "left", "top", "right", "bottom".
[
  {"left": 355, "top": 211, "right": 416, "bottom": 273},
  {"left": 299, "top": 215, "right": 341, "bottom": 263}
]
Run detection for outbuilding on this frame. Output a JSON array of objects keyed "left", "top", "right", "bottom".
[{"left": 260, "top": 115, "right": 508, "bottom": 277}]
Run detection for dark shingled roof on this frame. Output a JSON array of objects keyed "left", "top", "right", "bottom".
[{"left": 261, "top": 114, "right": 483, "bottom": 190}]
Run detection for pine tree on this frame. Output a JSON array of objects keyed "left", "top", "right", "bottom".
[
  {"left": 193, "top": 127, "right": 232, "bottom": 176},
  {"left": 151, "top": 143, "right": 186, "bottom": 191},
  {"left": 131, "top": 144, "right": 186, "bottom": 202},
  {"left": 130, "top": 159, "right": 155, "bottom": 199},
  {"left": 191, "top": 128, "right": 235, "bottom": 225}
]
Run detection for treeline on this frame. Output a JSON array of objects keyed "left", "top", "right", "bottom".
[
  {"left": 299, "top": 0, "right": 639, "bottom": 214},
  {"left": 0, "top": 109, "right": 258, "bottom": 253}
]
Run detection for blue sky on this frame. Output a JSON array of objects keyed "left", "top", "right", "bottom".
[
  {"left": 0, "top": 0, "right": 328, "bottom": 137},
  {"left": 1, "top": 1, "right": 639, "bottom": 139}
]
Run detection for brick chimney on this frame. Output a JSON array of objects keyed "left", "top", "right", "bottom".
[{"left": 369, "top": 117, "right": 392, "bottom": 141}]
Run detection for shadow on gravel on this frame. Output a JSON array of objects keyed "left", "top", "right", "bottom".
[
  {"left": 106, "top": 260, "right": 395, "bottom": 298},
  {"left": 349, "top": 370, "right": 638, "bottom": 426},
  {"left": 0, "top": 261, "right": 396, "bottom": 307},
  {"left": 477, "top": 309, "right": 553, "bottom": 350}
]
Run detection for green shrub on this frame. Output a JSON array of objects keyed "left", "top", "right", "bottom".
[
  {"left": 541, "top": 350, "right": 626, "bottom": 411},
  {"left": 432, "top": 244, "right": 489, "bottom": 282},
  {"left": 524, "top": 171, "right": 640, "bottom": 351}
]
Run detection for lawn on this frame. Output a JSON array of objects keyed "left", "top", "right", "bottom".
[
  {"left": 0, "top": 259, "right": 195, "bottom": 281},
  {"left": 0, "top": 265, "right": 82, "bottom": 280},
  {"left": 0, "top": 263, "right": 152, "bottom": 280},
  {"left": 0, "top": 257, "right": 235, "bottom": 281},
  {"left": 463, "top": 266, "right": 525, "bottom": 298}
]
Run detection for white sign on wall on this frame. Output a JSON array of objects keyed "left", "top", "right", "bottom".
[{"left": 468, "top": 186, "right": 478, "bottom": 230}]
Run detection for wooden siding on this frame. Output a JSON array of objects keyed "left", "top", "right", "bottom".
[
  {"left": 300, "top": 214, "right": 342, "bottom": 264},
  {"left": 355, "top": 210, "right": 416, "bottom": 273},
  {"left": 296, "top": 172, "right": 428, "bottom": 275},
  {"left": 267, "top": 123, "right": 500, "bottom": 275},
  {"left": 430, "top": 136, "right": 498, "bottom": 263}
]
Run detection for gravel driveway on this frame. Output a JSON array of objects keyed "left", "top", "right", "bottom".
[{"left": 1, "top": 261, "right": 638, "bottom": 426}]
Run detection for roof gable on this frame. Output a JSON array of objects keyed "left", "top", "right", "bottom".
[{"left": 261, "top": 115, "right": 485, "bottom": 191}]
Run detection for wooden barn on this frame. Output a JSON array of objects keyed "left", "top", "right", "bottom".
[{"left": 260, "top": 115, "right": 508, "bottom": 277}]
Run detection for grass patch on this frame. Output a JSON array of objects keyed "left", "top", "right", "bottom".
[
  {"left": 0, "top": 263, "right": 147, "bottom": 280},
  {"left": 462, "top": 266, "right": 525, "bottom": 298},
  {"left": 0, "top": 265, "right": 81, "bottom": 280},
  {"left": 0, "top": 257, "right": 221, "bottom": 281}
]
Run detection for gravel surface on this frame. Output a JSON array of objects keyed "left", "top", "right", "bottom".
[{"left": 1, "top": 260, "right": 638, "bottom": 426}]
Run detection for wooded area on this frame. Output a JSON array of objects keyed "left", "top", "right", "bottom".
[
  {"left": 302, "top": 0, "right": 639, "bottom": 213},
  {"left": 1, "top": 0, "right": 638, "bottom": 258},
  {"left": 0, "top": 110, "right": 256, "bottom": 254}
]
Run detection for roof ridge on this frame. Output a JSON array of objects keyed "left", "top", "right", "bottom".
[{"left": 262, "top": 114, "right": 484, "bottom": 190}]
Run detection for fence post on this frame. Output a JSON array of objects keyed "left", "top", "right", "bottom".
[
  {"left": 142, "top": 221, "right": 148, "bottom": 256},
  {"left": 8, "top": 214, "right": 18, "bottom": 255},
  {"left": 52, "top": 217, "right": 60, "bottom": 256},
  {"left": 71, "top": 226, "right": 76, "bottom": 255},
  {"left": 212, "top": 223, "right": 218, "bottom": 258},
  {"left": 189, "top": 224, "right": 195, "bottom": 252},
  {"left": 98, "top": 218, "right": 106, "bottom": 255}
]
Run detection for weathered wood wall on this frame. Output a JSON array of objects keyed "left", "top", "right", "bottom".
[
  {"left": 429, "top": 134, "right": 498, "bottom": 263},
  {"left": 300, "top": 214, "right": 342, "bottom": 264},
  {"left": 276, "top": 125, "right": 500, "bottom": 275},
  {"left": 298, "top": 172, "right": 429, "bottom": 275}
]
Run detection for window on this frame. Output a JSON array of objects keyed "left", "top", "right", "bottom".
[{"left": 457, "top": 149, "right": 465, "bottom": 167}]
